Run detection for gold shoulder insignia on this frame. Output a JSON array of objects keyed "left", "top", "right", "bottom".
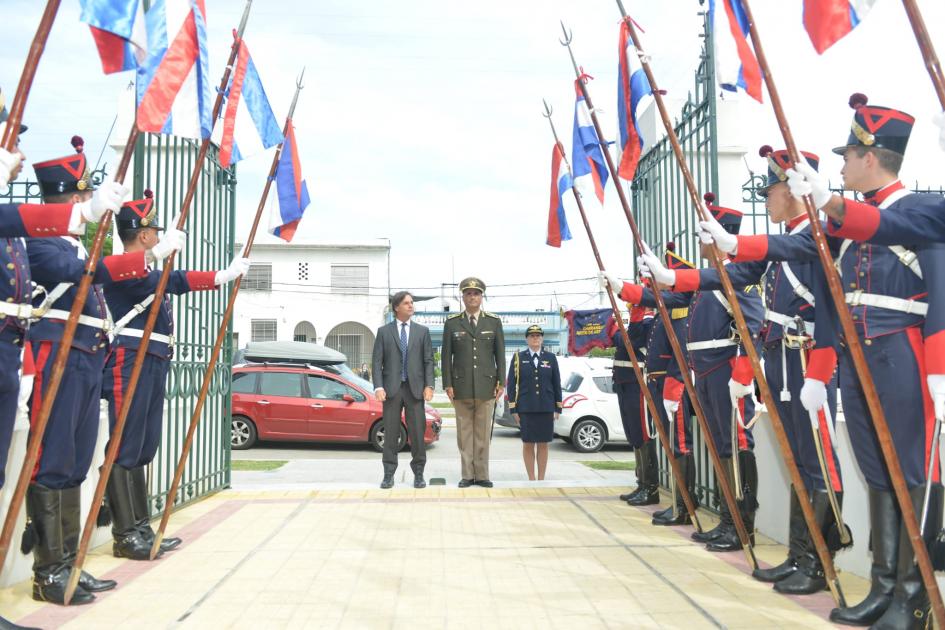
[
  {"left": 446, "top": 312, "right": 464, "bottom": 320},
  {"left": 482, "top": 311, "right": 500, "bottom": 319}
]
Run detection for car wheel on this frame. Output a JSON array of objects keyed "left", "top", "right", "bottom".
[
  {"left": 370, "top": 421, "right": 407, "bottom": 453},
  {"left": 231, "top": 416, "right": 257, "bottom": 450},
  {"left": 571, "top": 418, "right": 605, "bottom": 453}
]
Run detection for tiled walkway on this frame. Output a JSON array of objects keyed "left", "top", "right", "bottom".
[{"left": 0, "top": 487, "right": 867, "bottom": 629}]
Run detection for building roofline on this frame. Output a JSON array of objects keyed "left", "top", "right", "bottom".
[{"left": 236, "top": 241, "right": 390, "bottom": 252}]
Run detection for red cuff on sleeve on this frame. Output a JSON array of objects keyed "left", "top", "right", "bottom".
[
  {"left": 732, "top": 235, "right": 769, "bottom": 262},
  {"left": 806, "top": 347, "right": 838, "bottom": 383},
  {"left": 102, "top": 250, "right": 146, "bottom": 280},
  {"left": 662, "top": 376, "right": 684, "bottom": 403},
  {"left": 619, "top": 282, "right": 643, "bottom": 304},
  {"left": 925, "top": 330, "right": 945, "bottom": 375},
  {"left": 19, "top": 203, "right": 72, "bottom": 237},
  {"left": 629, "top": 305, "right": 647, "bottom": 323},
  {"left": 673, "top": 269, "right": 701, "bottom": 292},
  {"left": 730, "top": 355, "right": 753, "bottom": 385},
  {"left": 826, "top": 199, "right": 880, "bottom": 240},
  {"left": 186, "top": 271, "right": 218, "bottom": 291}
]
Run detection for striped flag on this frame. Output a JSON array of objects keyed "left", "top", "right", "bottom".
[
  {"left": 709, "top": 0, "right": 763, "bottom": 103},
  {"left": 616, "top": 19, "right": 652, "bottom": 182},
  {"left": 546, "top": 142, "right": 572, "bottom": 248},
  {"left": 803, "top": 0, "right": 876, "bottom": 54},
  {"left": 572, "top": 80, "right": 608, "bottom": 205},
  {"left": 135, "top": 0, "right": 213, "bottom": 139},
  {"left": 212, "top": 39, "right": 283, "bottom": 168},
  {"left": 80, "top": 0, "right": 147, "bottom": 74},
  {"left": 270, "top": 122, "right": 311, "bottom": 242}
]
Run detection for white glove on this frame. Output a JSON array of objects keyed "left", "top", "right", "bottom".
[
  {"left": 799, "top": 378, "right": 827, "bottom": 413},
  {"left": 149, "top": 228, "right": 186, "bottom": 262},
  {"left": 637, "top": 242, "right": 675, "bottom": 286},
  {"left": 935, "top": 111, "right": 945, "bottom": 153},
  {"left": 663, "top": 398, "right": 679, "bottom": 420},
  {"left": 928, "top": 374, "right": 945, "bottom": 421},
  {"left": 0, "top": 146, "right": 21, "bottom": 189},
  {"left": 79, "top": 178, "right": 129, "bottom": 223},
  {"left": 597, "top": 270, "right": 623, "bottom": 293},
  {"left": 785, "top": 161, "right": 832, "bottom": 210},
  {"left": 729, "top": 379, "right": 754, "bottom": 400},
  {"left": 698, "top": 210, "right": 738, "bottom": 254},
  {"left": 215, "top": 256, "right": 251, "bottom": 286}
]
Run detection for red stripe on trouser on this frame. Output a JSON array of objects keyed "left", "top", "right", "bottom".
[
  {"left": 111, "top": 347, "right": 126, "bottom": 432},
  {"left": 638, "top": 390, "right": 649, "bottom": 443},
  {"left": 675, "top": 404, "right": 690, "bottom": 454},
  {"left": 818, "top": 408, "right": 843, "bottom": 492},
  {"left": 736, "top": 397, "right": 749, "bottom": 451},
  {"left": 28, "top": 342, "right": 53, "bottom": 481},
  {"left": 907, "top": 327, "right": 940, "bottom": 483}
]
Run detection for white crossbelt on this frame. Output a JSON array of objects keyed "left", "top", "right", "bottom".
[
  {"left": 117, "top": 328, "right": 173, "bottom": 346},
  {"left": 686, "top": 338, "right": 738, "bottom": 351},
  {"left": 0, "top": 301, "right": 35, "bottom": 320},
  {"left": 845, "top": 291, "right": 927, "bottom": 316},
  {"left": 613, "top": 359, "right": 644, "bottom": 369},
  {"left": 42, "top": 308, "right": 112, "bottom": 331},
  {"left": 764, "top": 309, "right": 816, "bottom": 338}
]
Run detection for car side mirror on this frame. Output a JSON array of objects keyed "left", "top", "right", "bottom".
[{"left": 342, "top": 394, "right": 355, "bottom": 403}]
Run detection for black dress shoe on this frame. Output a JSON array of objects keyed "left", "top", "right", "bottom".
[
  {"left": 414, "top": 475, "right": 426, "bottom": 489},
  {"left": 458, "top": 479, "right": 474, "bottom": 488},
  {"left": 652, "top": 509, "right": 691, "bottom": 527},
  {"left": 78, "top": 570, "right": 116, "bottom": 593},
  {"left": 476, "top": 480, "right": 494, "bottom": 488},
  {"left": 0, "top": 614, "right": 41, "bottom": 629},
  {"left": 32, "top": 571, "right": 95, "bottom": 606},
  {"left": 619, "top": 488, "right": 640, "bottom": 501},
  {"left": 752, "top": 557, "right": 798, "bottom": 583},
  {"left": 380, "top": 475, "right": 394, "bottom": 489},
  {"left": 773, "top": 567, "right": 827, "bottom": 595}
]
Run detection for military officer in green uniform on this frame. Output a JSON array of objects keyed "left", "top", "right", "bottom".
[{"left": 442, "top": 277, "right": 505, "bottom": 487}]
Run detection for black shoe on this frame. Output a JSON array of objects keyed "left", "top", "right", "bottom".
[
  {"left": 414, "top": 475, "right": 426, "bottom": 489},
  {"left": 619, "top": 488, "right": 640, "bottom": 502},
  {"left": 32, "top": 570, "right": 95, "bottom": 605},
  {"left": 752, "top": 558, "right": 798, "bottom": 583},
  {"left": 130, "top": 465, "right": 181, "bottom": 553},
  {"left": 0, "top": 614, "right": 41, "bottom": 629},
  {"left": 380, "top": 475, "right": 394, "bottom": 489},
  {"left": 476, "top": 480, "right": 494, "bottom": 488},
  {"left": 458, "top": 479, "right": 473, "bottom": 488},
  {"left": 691, "top": 521, "right": 726, "bottom": 543},
  {"left": 651, "top": 505, "right": 674, "bottom": 522},
  {"left": 78, "top": 570, "right": 116, "bottom": 593},
  {"left": 706, "top": 526, "right": 754, "bottom": 552},
  {"left": 652, "top": 508, "right": 691, "bottom": 526},
  {"left": 773, "top": 567, "right": 827, "bottom": 595},
  {"left": 626, "top": 485, "right": 659, "bottom": 506}
]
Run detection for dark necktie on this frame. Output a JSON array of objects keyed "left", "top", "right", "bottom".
[
  {"left": 400, "top": 322, "right": 408, "bottom": 381},
  {"left": 469, "top": 314, "right": 477, "bottom": 329}
]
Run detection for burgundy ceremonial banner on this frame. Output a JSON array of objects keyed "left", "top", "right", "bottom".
[{"left": 564, "top": 308, "right": 617, "bottom": 356}]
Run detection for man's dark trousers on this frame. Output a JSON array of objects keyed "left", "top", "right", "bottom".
[{"left": 382, "top": 382, "right": 426, "bottom": 476}]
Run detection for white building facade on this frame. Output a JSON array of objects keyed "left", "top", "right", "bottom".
[{"left": 233, "top": 241, "right": 391, "bottom": 370}]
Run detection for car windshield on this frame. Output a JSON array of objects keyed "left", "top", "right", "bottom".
[
  {"left": 324, "top": 363, "right": 374, "bottom": 391},
  {"left": 563, "top": 372, "right": 583, "bottom": 393}
]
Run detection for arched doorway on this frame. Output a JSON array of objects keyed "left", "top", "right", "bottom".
[
  {"left": 325, "top": 322, "right": 375, "bottom": 370},
  {"left": 293, "top": 321, "right": 317, "bottom": 343}
]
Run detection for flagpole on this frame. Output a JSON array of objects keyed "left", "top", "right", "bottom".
[
  {"left": 61, "top": 0, "right": 254, "bottom": 604},
  {"left": 542, "top": 101, "right": 702, "bottom": 532},
  {"left": 559, "top": 25, "right": 760, "bottom": 573},
  {"left": 611, "top": 2, "right": 847, "bottom": 605},
  {"left": 150, "top": 72, "right": 305, "bottom": 559},
  {"left": 900, "top": 0, "right": 945, "bottom": 109},
  {"left": 0, "top": 0, "right": 60, "bottom": 150},
  {"left": 737, "top": 0, "right": 943, "bottom": 622}
]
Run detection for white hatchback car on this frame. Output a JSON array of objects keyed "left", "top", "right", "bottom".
[{"left": 553, "top": 356, "right": 625, "bottom": 452}]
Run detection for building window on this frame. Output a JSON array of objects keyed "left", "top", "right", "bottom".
[
  {"left": 244, "top": 263, "right": 272, "bottom": 291},
  {"left": 293, "top": 321, "right": 317, "bottom": 343},
  {"left": 251, "top": 319, "right": 277, "bottom": 342},
  {"left": 325, "top": 321, "right": 375, "bottom": 369},
  {"left": 298, "top": 262, "right": 309, "bottom": 281},
  {"left": 330, "top": 265, "right": 368, "bottom": 295}
]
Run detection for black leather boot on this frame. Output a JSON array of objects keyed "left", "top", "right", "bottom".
[
  {"left": 871, "top": 484, "right": 941, "bottom": 629},
  {"left": 27, "top": 484, "right": 94, "bottom": 605},
  {"left": 0, "top": 616, "right": 39, "bottom": 630},
  {"left": 830, "top": 489, "right": 899, "bottom": 626},
  {"left": 754, "top": 486, "right": 803, "bottom": 582},
  {"left": 61, "top": 486, "right": 116, "bottom": 593},
  {"left": 708, "top": 451, "right": 758, "bottom": 552},
  {"left": 620, "top": 449, "right": 643, "bottom": 501},
  {"left": 627, "top": 441, "right": 660, "bottom": 506},
  {"left": 775, "top": 490, "right": 837, "bottom": 594},
  {"left": 131, "top": 465, "right": 180, "bottom": 552},
  {"left": 692, "top": 457, "right": 733, "bottom": 543},
  {"left": 653, "top": 454, "right": 696, "bottom": 526},
  {"left": 107, "top": 465, "right": 156, "bottom": 560}
]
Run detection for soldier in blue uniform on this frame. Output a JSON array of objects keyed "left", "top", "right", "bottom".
[
  {"left": 641, "top": 152, "right": 846, "bottom": 594},
  {"left": 602, "top": 200, "right": 765, "bottom": 553},
  {"left": 612, "top": 299, "right": 656, "bottom": 504},
  {"left": 101, "top": 191, "right": 248, "bottom": 560},
  {"left": 21, "top": 141, "right": 183, "bottom": 606},
  {"left": 506, "top": 325, "right": 561, "bottom": 480},
  {"left": 702, "top": 95, "right": 945, "bottom": 627}
]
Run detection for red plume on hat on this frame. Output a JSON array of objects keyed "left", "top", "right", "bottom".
[
  {"left": 758, "top": 144, "right": 774, "bottom": 158},
  {"left": 703, "top": 192, "right": 716, "bottom": 204},
  {"left": 848, "top": 93, "right": 868, "bottom": 110},
  {"left": 144, "top": 188, "right": 153, "bottom": 199},
  {"left": 71, "top": 135, "right": 84, "bottom": 153}
]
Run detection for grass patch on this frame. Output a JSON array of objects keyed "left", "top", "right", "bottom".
[
  {"left": 580, "top": 460, "right": 634, "bottom": 471},
  {"left": 231, "top": 460, "right": 288, "bottom": 472}
]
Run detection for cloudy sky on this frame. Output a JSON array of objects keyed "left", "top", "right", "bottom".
[{"left": 2, "top": 0, "right": 944, "bottom": 312}]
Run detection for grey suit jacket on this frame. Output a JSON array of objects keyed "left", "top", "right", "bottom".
[{"left": 372, "top": 320, "right": 434, "bottom": 399}]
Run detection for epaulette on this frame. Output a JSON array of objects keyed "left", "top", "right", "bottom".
[
  {"left": 446, "top": 312, "right": 464, "bottom": 320},
  {"left": 481, "top": 311, "right": 500, "bottom": 319}
]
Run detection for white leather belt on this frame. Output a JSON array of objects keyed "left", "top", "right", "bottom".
[
  {"left": 686, "top": 338, "right": 738, "bottom": 351},
  {"left": 613, "top": 359, "right": 643, "bottom": 369},
  {"left": 43, "top": 309, "right": 112, "bottom": 331},
  {"left": 118, "top": 328, "right": 174, "bottom": 346},
  {"left": 765, "top": 309, "right": 815, "bottom": 338},
  {"left": 845, "top": 291, "right": 928, "bottom": 317},
  {"left": 0, "top": 301, "right": 35, "bottom": 320}
]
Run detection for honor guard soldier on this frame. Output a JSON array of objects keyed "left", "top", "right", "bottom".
[
  {"left": 703, "top": 95, "right": 945, "bottom": 628},
  {"left": 21, "top": 139, "right": 182, "bottom": 606},
  {"left": 611, "top": 300, "right": 656, "bottom": 504},
  {"left": 506, "top": 325, "right": 561, "bottom": 480},
  {"left": 442, "top": 277, "right": 505, "bottom": 487},
  {"left": 602, "top": 200, "right": 765, "bottom": 553},
  {"left": 101, "top": 190, "right": 248, "bottom": 560}
]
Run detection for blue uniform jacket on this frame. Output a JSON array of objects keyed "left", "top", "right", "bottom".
[
  {"left": 507, "top": 349, "right": 562, "bottom": 414},
  {"left": 612, "top": 317, "right": 652, "bottom": 385},
  {"left": 825, "top": 185, "right": 945, "bottom": 246}
]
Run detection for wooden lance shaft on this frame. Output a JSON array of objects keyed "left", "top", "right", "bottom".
[
  {"left": 900, "top": 0, "right": 945, "bottom": 109},
  {"left": 62, "top": 1, "right": 255, "bottom": 603},
  {"left": 614, "top": 5, "right": 845, "bottom": 604},
  {"left": 152, "top": 77, "right": 306, "bottom": 559},
  {"left": 560, "top": 31, "right": 757, "bottom": 570},
  {"left": 738, "top": 0, "right": 942, "bottom": 620}
]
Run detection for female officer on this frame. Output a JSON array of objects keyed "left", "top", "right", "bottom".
[{"left": 507, "top": 325, "right": 562, "bottom": 480}]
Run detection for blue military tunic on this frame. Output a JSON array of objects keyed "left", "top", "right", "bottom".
[
  {"left": 825, "top": 181, "right": 945, "bottom": 246},
  {"left": 643, "top": 302, "right": 694, "bottom": 457},
  {"left": 506, "top": 349, "right": 562, "bottom": 414},
  {"left": 612, "top": 313, "right": 652, "bottom": 449}
]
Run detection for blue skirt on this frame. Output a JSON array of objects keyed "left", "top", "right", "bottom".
[{"left": 519, "top": 412, "right": 554, "bottom": 443}]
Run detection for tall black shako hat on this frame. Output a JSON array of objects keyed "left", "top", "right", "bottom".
[
  {"left": 0, "top": 87, "right": 27, "bottom": 134},
  {"left": 117, "top": 188, "right": 164, "bottom": 231},
  {"left": 703, "top": 192, "right": 742, "bottom": 234},
  {"left": 33, "top": 136, "right": 94, "bottom": 199},
  {"left": 832, "top": 92, "right": 914, "bottom": 156},
  {"left": 758, "top": 145, "right": 820, "bottom": 196},
  {"left": 664, "top": 242, "right": 695, "bottom": 270}
]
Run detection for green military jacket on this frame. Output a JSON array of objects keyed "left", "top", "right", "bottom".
[{"left": 441, "top": 311, "right": 506, "bottom": 400}]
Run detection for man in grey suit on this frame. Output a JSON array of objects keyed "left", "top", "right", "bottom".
[{"left": 372, "top": 291, "right": 434, "bottom": 489}]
